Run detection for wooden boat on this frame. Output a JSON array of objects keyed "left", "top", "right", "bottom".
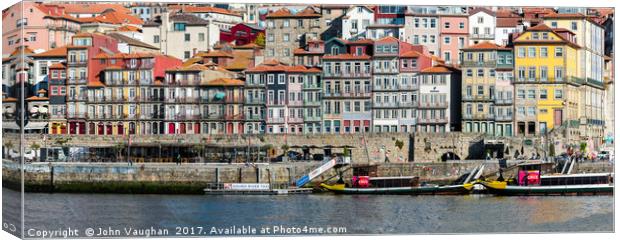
[
  {"left": 478, "top": 161, "right": 614, "bottom": 196},
  {"left": 320, "top": 182, "right": 474, "bottom": 195},
  {"left": 319, "top": 165, "right": 480, "bottom": 195}
]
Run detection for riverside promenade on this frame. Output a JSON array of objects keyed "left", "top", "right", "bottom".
[{"left": 2, "top": 159, "right": 613, "bottom": 194}]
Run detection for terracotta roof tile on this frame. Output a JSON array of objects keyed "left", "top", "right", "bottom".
[
  {"left": 399, "top": 50, "right": 422, "bottom": 58},
  {"left": 2, "top": 97, "right": 18, "bottom": 102},
  {"left": 49, "top": 63, "right": 66, "bottom": 69},
  {"left": 195, "top": 50, "right": 234, "bottom": 58},
  {"left": 204, "top": 78, "right": 245, "bottom": 86},
  {"left": 56, "top": 3, "right": 130, "bottom": 14},
  {"left": 77, "top": 10, "right": 143, "bottom": 25},
  {"left": 463, "top": 41, "right": 509, "bottom": 50},
  {"left": 420, "top": 65, "right": 459, "bottom": 74},
  {"left": 26, "top": 96, "right": 49, "bottom": 101},
  {"left": 87, "top": 80, "right": 105, "bottom": 87},
  {"left": 375, "top": 36, "right": 400, "bottom": 43},
  {"left": 266, "top": 7, "right": 321, "bottom": 18},
  {"left": 496, "top": 17, "right": 521, "bottom": 28},
  {"left": 116, "top": 25, "right": 141, "bottom": 32},
  {"left": 169, "top": 5, "right": 241, "bottom": 17},
  {"left": 32, "top": 46, "right": 68, "bottom": 58},
  {"left": 322, "top": 54, "right": 371, "bottom": 60}
]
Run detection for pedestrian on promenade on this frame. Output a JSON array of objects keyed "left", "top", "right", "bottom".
[{"left": 176, "top": 153, "right": 181, "bottom": 165}]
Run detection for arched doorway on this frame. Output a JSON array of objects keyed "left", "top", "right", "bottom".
[{"left": 441, "top": 152, "right": 461, "bottom": 161}]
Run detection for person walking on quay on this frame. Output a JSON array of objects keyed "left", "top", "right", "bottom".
[{"left": 176, "top": 153, "right": 181, "bottom": 165}]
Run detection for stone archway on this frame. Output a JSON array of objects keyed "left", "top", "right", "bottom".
[{"left": 440, "top": 152, "right": 461, "bottom": 161}]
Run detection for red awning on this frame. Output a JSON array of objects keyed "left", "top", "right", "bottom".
[
  {"left": 354, "top": 120, "right": 361, "bottom": 126},
  {"left": 344, "top": 120, "right": 351, "bottom": 127},
  {"left": 364, "top": 120, "right": 370, "bottom": 126}
]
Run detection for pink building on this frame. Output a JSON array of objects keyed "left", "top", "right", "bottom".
[
  {"left": 2, "top": 1, "right": 81, "bottom": 55},
  {"left": 439, "top": 15, "right": 468, "bottom": 65}
]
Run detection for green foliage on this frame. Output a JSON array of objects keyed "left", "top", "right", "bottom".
[
  {"left": 343, "top": 147, "right": 350, "bottom": 157},
  {"left": 254, "top": 32, "right": 266, "bottom": 47},
  {"left": 580, "top": 142, "right": 587, "bottom": 153},
  {"left": 548, "top": 144, "right": 555, "bottom": 157},
  {"left": 395, "top": 140, "right": 404, "bottom": 150},
  {"left": 281, "top": 144, "right": 290, "bottom": 152}
]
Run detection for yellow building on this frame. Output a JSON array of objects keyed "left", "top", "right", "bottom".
[
  {"left": 513, "top": 24, "right": 581, "bottom": 137},
  {"left": 543, "top": 13, "right": 606, "bottom": 148}
]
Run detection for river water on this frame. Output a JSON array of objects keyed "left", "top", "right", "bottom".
[{"left": 2, "top": 188, "right": 613, "bottom": 237}]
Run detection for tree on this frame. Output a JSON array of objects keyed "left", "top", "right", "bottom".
[
  {"left": 192, "top": 144, "right": 205, "bottom": 163},
  {"left": 4, "top": 140, "right": 14, "bottom": 159},
  {"left": 113, "top": 142, "right": 124, "bottom": 161},
  {"left": 254, "top": 32, "right": 266, "bottom": 47},
  {"left": 580, "top": 142, "right": 587, "bottom": 154},
  {"left": 395, "top": 140, "right": 404, "bottom": 150},
  {"left": 548, "top": 143, "right": 555, "bottom": 158},
  {"left": 281, "top": 144, "right": 290, "bottom": 153},
  {"left": 30, "top": 143, "right": 41, "bottom": 161}
]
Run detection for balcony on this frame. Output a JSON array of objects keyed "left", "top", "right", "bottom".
[
  {"left": 399, "top": 101, "right": 417, "bottom": 107},
  {"left": 494, "top": 98, "right": 513, "bottom": 105},
  {"left": 462, "top": 95, "right": 492, "bottom": 102},
  {"left": 417, "top": 101, "right": 449, "bottom": 108},
  {"left": 469, "top": 34, "right": 495, "bottom": 39},
  {"left": 399, "top": 84, "right": 418, "bottom": 90},
  {"left": 245, "top": 98, "right": 264, "bottom": 104},
  {"left": 67, "top": 78, "right": 87, "bottom": 84},
  {"left": 513, "top": 77, "right": 584, "bottom": 86},
  {"left": 303, "top": 116, "right": 322, "bottom": 122},
  {"left": 373, "top": 85, "right": 399, "bottom": 91},
  {"left": 463, "top": 113, "right": 494, "bottom": 120},
  {"left": 324, "top": 71, "right": 372, "bottom": 78},
  {"left": 341, "top": 92, "right": 372, "bottom": 98},
  {"left": 303, "top": 84, "right": 322, "bottom": 90},
  {"left": 66, "top": 94, "right": 87, "bottom": 101},
  {"left": 245, "top": 115, "right": 263, "bottom": 121},
  {"left": 373, "top": 102, "right": 399, "bottom": 108},
  {"left": 67, "top": 60, "right": 87, "bottom": 66},
  {"left": 267, "top": 118, "right": 285, "bottom": 123},
  {"left": 225, "top": 114, "right": 244, "bottom": 120},
  {"left": 495, "top": 115, "right": 513, "bottom": 121},
  {"left": 461, "top": 61, "right": 497, "bottom": 68},
  {"left": 66, "top": 112, "right": 87, "bottom": 118},
  {"left": 418, "top": 117, "right": 448, "bottom": 124},
  {"left": 303, "top": 100, "right": 321, "bottom": 106}
]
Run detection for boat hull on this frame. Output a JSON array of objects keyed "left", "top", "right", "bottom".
[
  {"left": 479, "top": 181, "right": 614, "bottom": 196},
  {"left": 320, "top": 183, "right": 473, "bottom": 195}
]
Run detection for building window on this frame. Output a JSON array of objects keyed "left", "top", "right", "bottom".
[
  {"left": 459, "top": 22, "right": 465, "bottom": 29},
  {"left": 444, "top": 37, "right": 450, "bottom": 44},
  {"left": 198, "top": 33, "right": 205, "bottom": 42},
  {"left": 283, "top": 33, "right": 290, "bottom": 42},
  {"left": 554, "top": 89, "right": 563, "bottom": 99},
  {"left": 184, "top": 33, "right": 190, "bottom": 41},
  {"left": 174, "top": 23, "right": 186, "bottom": 31},
  {"left": 477, "top": 69, "right": 484, "bottom": 77},
  {"left": 153, "top": 35, "right": 160, "bottom": 43},
  {"left": 555, "top": 47, "right": 563, "bottom": 57},
  {"left": 528, "top": 47, "right": 536, "bottom": 57},
  {"left": 517, "top": 47, "right": 525, "bottom": 58},
  {"left": 477, "top": 16, "right": 483, "bottom": 23},
  {"left": 540, "top": 89, "right": 547, "bottom": 99},
  {"left": 540, "top": 47, "right": 548, "bottom": 57},
  {"left": 466, "top": 69, "right": 472, "bottom": 77},
  {"left": 39, "top": 61, "right": 47, "bottom": 75},
  {"left": 184, "top": 51, "right": 190, "bottom": 59},
  {"left": 571, "top": 22, "right": 578, "bottom": 31}
]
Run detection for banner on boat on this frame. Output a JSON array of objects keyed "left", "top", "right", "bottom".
[{"left": 223, "top": 183, "right": 270, "bottom": 190}]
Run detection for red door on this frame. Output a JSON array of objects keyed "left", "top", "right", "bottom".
[
  {"left": 98, "top": 124, "right": 104, "bottom": 135},
  {"left": 117, "top": 123, "right": 124, "bottom": 135},
  {"left": 227, "top": 123, "right": 233, "bottom": 134},
  {"left": 554, "top": 109, "right": 563, "bottom": 126},
  {"left": 180, "top": 123, "right": 186, "bottom": 134},
  {"left": 168, "top": 123, "right": 175, "bottom": 134},
  {"left": 79, "top": 122, "right": 86, "bottom": 134},
  {"left": 106, "top": 124, "right": 113, "bottom": 135},
  {"left": 195, "top": 123, "right": 201, "bottom": 134}
]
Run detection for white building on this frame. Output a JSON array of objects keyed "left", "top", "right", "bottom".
[
  {"left": 170, "top": 5, "right": 244, "bottom": 31},
  {"left": 143, "top": 13, "right": 220, "bottom": 60},
  {"left": 468, "top": 8, "right": 496, "bottom": 45},
  {"left": 341, "top": 6, "right": 375, "bottom": 40}
]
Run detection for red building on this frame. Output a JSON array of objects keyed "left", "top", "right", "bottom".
[{"left": 219, "top": 23, "right": 265, "bottom": 46}]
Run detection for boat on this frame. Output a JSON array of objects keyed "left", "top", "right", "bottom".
[
  {"left": 320, "top": 165, "right": 478, "bottom": 195},
  {"left": 477, "top": 161, "right": 614, "bottom": 196},
  {"left": 320, "top": 181, "right": 474, "bottom": 195}
]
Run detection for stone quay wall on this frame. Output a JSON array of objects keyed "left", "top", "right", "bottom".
[{"left": 2, "top": 160, "right": 612, "bottom": 194}]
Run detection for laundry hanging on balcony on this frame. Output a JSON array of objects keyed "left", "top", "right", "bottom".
[{"left": 214, "top": 92, "right": 226, "bottom": 100}]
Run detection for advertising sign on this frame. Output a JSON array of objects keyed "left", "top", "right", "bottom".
[{"left": 223, "top": 183, "right": 270, "bottom": 190}]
